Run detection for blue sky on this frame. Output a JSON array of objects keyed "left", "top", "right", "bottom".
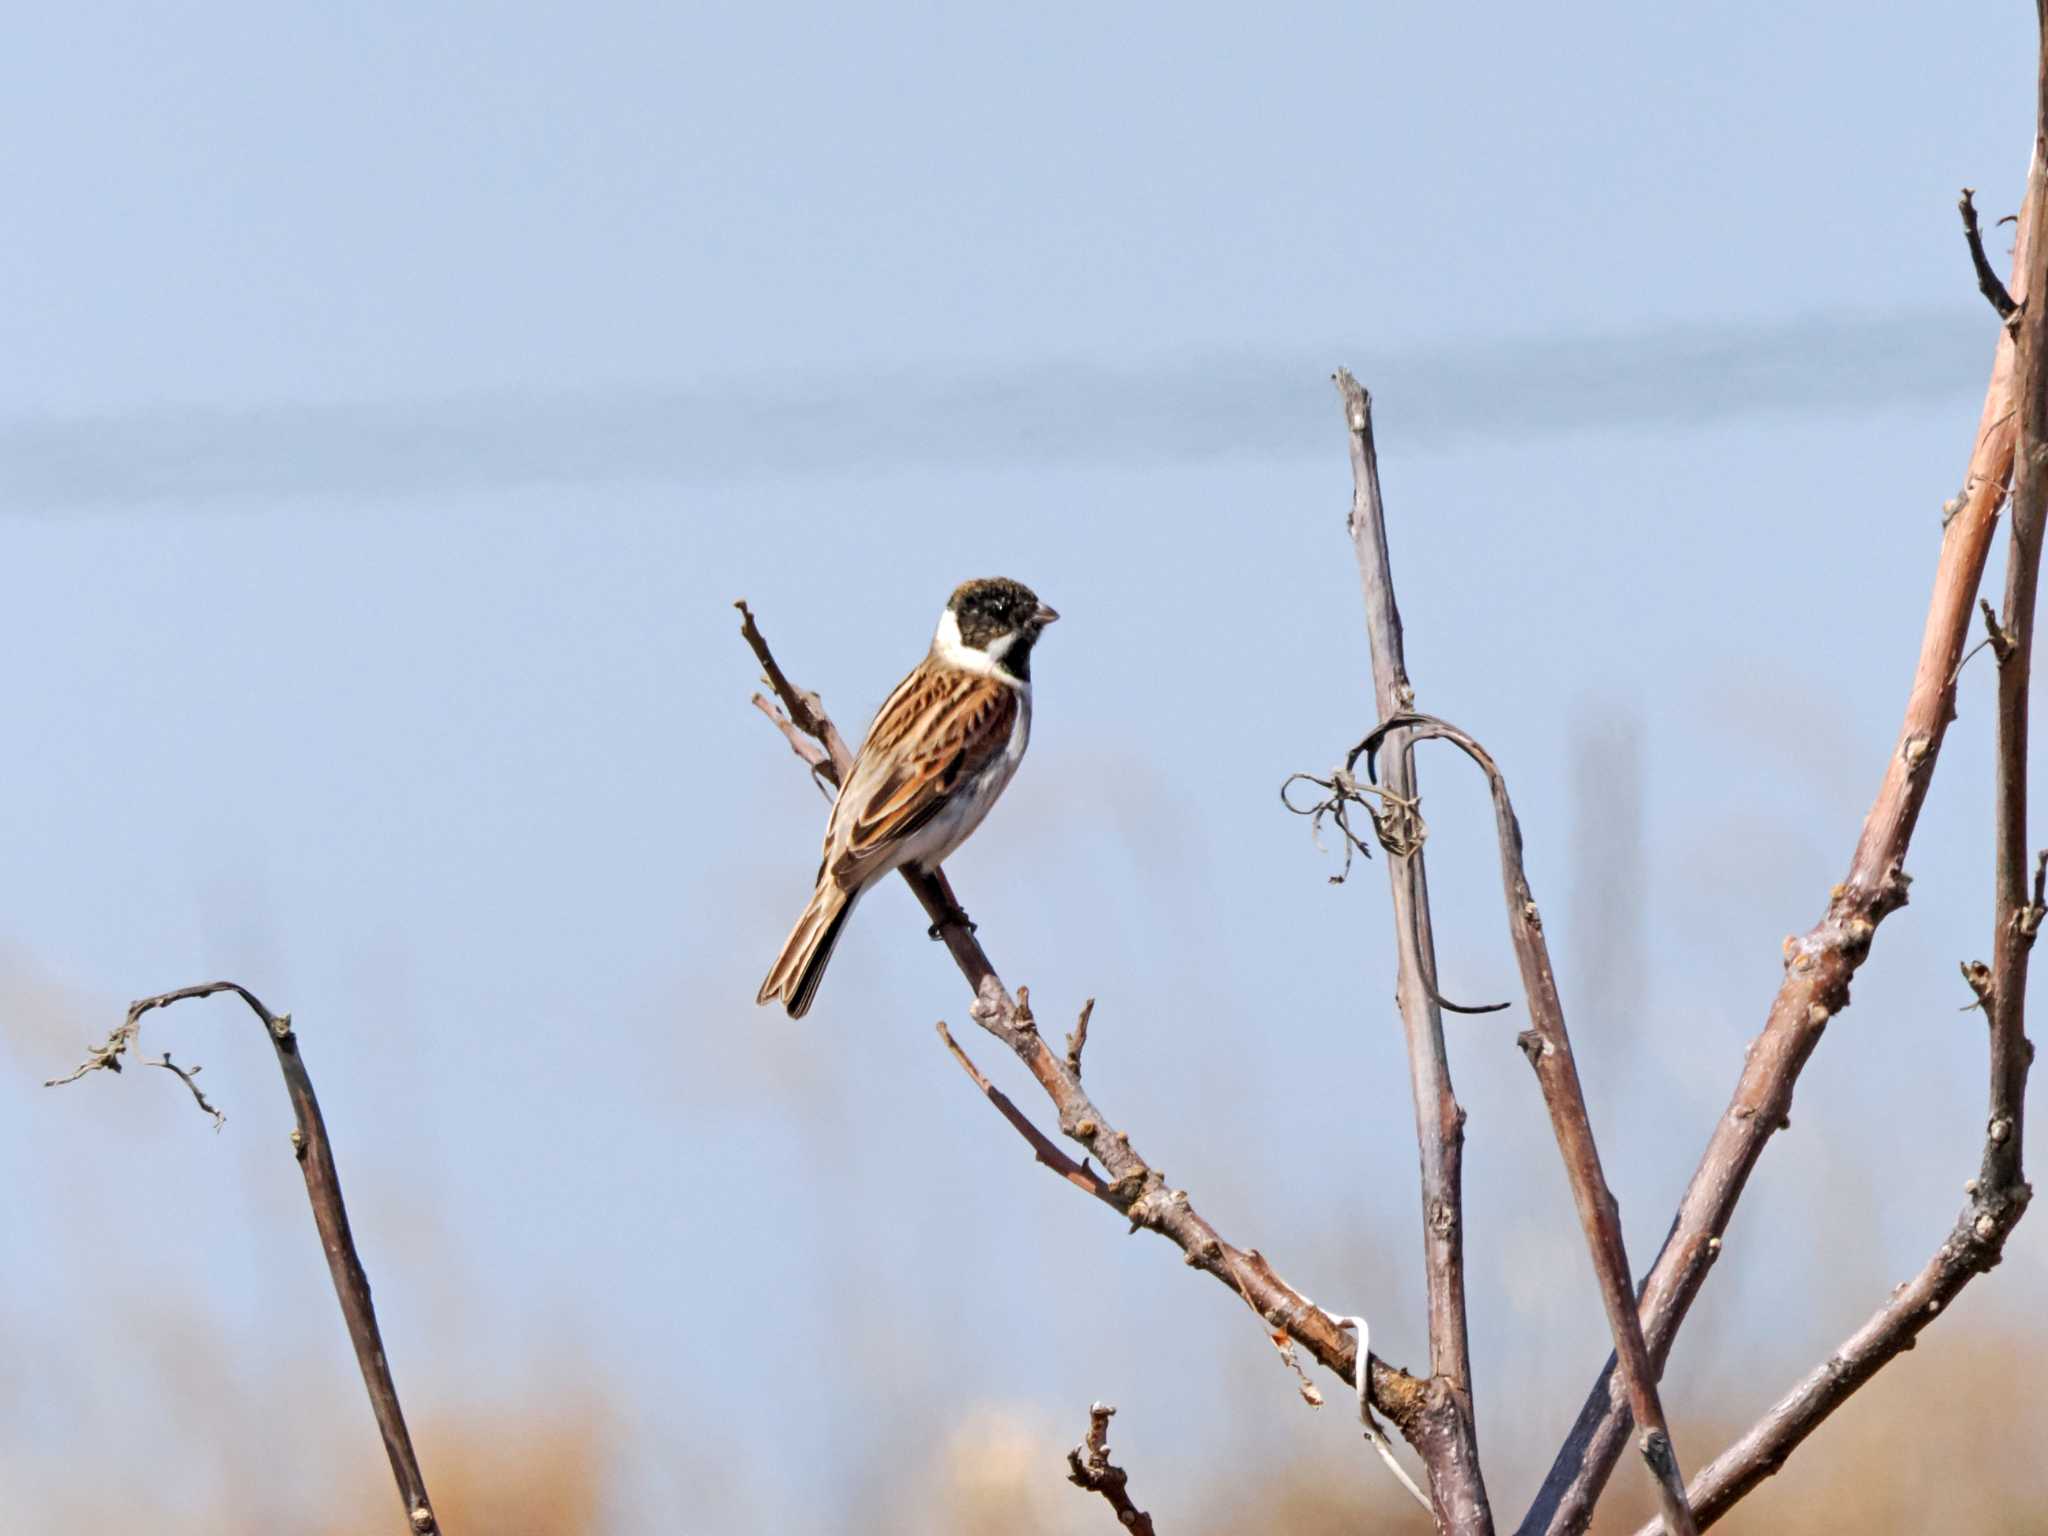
[{"left": 3, "top": 4, "right": 2043, "bottom": 1531}]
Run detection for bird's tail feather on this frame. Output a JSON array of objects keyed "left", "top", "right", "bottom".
[{"left": 757, "top": 884, "right": 856, "bottom": 1019}]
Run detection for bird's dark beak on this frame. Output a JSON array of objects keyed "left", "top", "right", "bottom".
[{"left": 1033, "top": 603, "right": 1060, "bottom": 627}]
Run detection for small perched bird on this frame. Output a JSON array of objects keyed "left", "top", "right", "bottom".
[{"left": 757, "top": 577, "right": 1058, "bottom": 1018}]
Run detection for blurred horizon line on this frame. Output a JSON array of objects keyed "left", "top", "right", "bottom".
[{"left": 1, "top": 305, "right": 1998, "bottom": 511}]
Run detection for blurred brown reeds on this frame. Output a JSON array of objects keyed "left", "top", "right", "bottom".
[{"left": 12, "top": 1311, "right": 2041, "bottom": 1532}]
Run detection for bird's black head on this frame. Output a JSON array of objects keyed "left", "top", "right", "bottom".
[{"left": 944, "top": 577, "right": 1059, "bottom": 680}]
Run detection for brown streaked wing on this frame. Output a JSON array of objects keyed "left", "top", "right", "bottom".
[{"left": 823, "top": 664, "right": 1019, "bottom": 886}]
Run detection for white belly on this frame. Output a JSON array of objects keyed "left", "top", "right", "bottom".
[{"left": 900, "top": 685, "right": 1031, "bottom": 873}]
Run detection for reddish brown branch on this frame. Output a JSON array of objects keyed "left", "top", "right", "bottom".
[
  {"left": 937, "top": 1020, "right": 1114, "bottom": 1205},
  {"left": 1645, "top": 56, "right": 2048, "bottom": 1536},
  {"left": 1981, "top": 13, "right": 2048, "bottom": 1282},
  {"left": 1067, "top": 1403, "right": 1158, "bottom": 1535},
  {"left": 1356, "top": 715, "right": 1696, "bottom": 1536},
  {"left": 1524, "top": 120, "right": 2045, "bottom": 1536},
  {"left": 1334, "top": 369, "right": 1493, "bottom": 1534},
  {"left": 736, "top": 606, "right": 1437, "bottom": 1454},
  {"left": 47, "top": 983, "right": 440, "bottom": 1535},
  {"left": 1627, "top": 1136, "right": 2034, "bottom": 1533}
]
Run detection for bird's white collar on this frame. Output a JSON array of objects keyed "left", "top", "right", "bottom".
[{"left": 932, "top": 606, "right": 1027, "bottom": 687}]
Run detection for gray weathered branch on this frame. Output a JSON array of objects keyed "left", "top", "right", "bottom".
[
  {"left": 1355, "top": 713, "right": 1696, "bottom": 1536},
  {"left": 1333, "top": 370, "right": 1494, "bottom": 1535}
]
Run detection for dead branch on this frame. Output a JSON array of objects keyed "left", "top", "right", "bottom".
[
  {"left": 1067, "top": 1403, "right": 1157, "bottom": 1535},
  {"left": 46, "top": 983, "right": 440, "bottom": 1535},
  {"left": 47, "top": 1039, "right": 227, "bottom": 1128},
  {"left": 1524, "top": 104, "right": 2046, "bottom": 1536},
  {"left": 1334, "top": 368, "right": 1493, "bottom": 1534},
  {"left": 1354, "top": 714, "right": 1696, "bottom": 1535},
  {"left": 736, "top": 606, "right": 1438, "bottom": 1456},
  {"left": 1961, "top": 187, "right": 2020, "bottom": 320}
]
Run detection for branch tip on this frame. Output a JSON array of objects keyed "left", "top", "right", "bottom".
[
  {"left": 1961, "top": 187, "right": 2020, "bottom": 319},
  {"left": 1065, "top": 998, "right": 1096, "bottom": 1077},
  {"left": 1066, "top": 1403, "right": 1157, "bottom": 1536}
]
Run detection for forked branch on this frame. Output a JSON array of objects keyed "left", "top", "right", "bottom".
[
  {"left": 1354, "top": 714, "right": 1696, "bottom": 1535},
  {"left": 1525, "top": 91, "right": 2048, "bottom": 1536},
  {"left": 1629, "top": 54, "right": 2048, "bottom": 1534}
]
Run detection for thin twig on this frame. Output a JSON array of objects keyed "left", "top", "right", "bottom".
[
  {"left": 1066, "top": 1403, "right": 1157, "bottom": 1535},
  {"left": 936, "top": 1021, "right": 1114, "bottom": 1205},
  {"left": 1334, "top": 367, "right": 1492, "bottom": 1534},
  {"left": 47, "top": 983, "right": 440, "bottom": 1534},
  {"left": 737, "top": 599, "right": 854, "bottom": 775},
  {"left": 46, "top": 1042, "right": 226, "bottom": 1130},
  {"left": 1961, "top": 187, "right": 2020, "bottom": 320},
  {"left": 1357, "top": 715, "right": 1697, "bottom": 1535},
  {"left": 1981, "top": 596, "right": 2016, "bottom": 664},
  {"left": 737, "top": 607, "right": 1437, "bottom": 1451},
  {"left": 751, "top": 694, "right": 836, "bottom": 795},
  {"left": 146, "top": 1051, "right": 226, "bottom": 1127},
  {"left": 1524, "top": 101, "right": 2046, "bottom": 1536},
  {"left": 1066, "top": 997, "right": 1096, "bottom": 1078}
]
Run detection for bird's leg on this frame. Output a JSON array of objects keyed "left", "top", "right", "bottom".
[{"left": 924, "top": 866, "right": 977, "bottom": 940}]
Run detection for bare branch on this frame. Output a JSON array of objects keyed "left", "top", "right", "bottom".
[
  {"left": 1524, "top": 87, "right": 2047, "bottom": 1536},
  {"left": 1334, "top": 367, "right": 1493, "bottom": 1534},
  {"left": 1978, "top": 3, "right": 2048, "bottom": 1292},
  {"left": 1356, "top": 714, "right": 1696, "bottom": 1535},
  {"left": 736, "top": 598, "right": 853, "bottom": 778},
  {"left": 47, "top": 983, "right": 440, "bottom": 1535},
  {"left": 1627, "top": 1132, "right": 2032, "bottom": 1533},
  {"left": 737, "top": 607, "right": 1437, "bottom": 1453},
  {"left": 936, "top": 1020, "right": 1114, "bottom": 1206},
  {"left": 751, "top": 693, "right": 836, "bottom": 795},
  {"left": 1067, "top": 1403, "right": 1157, "bottom": 1535},
  {"left": 145, "top": 1051, "right": 226, "bottom": 1127},
  {"left": 1961, "top": 187, "right": 2019, "bottom": 320}
]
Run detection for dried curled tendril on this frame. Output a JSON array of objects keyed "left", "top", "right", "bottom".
[{"left": 1279, "top": 764, "right": 1427, "bottom": 883}]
